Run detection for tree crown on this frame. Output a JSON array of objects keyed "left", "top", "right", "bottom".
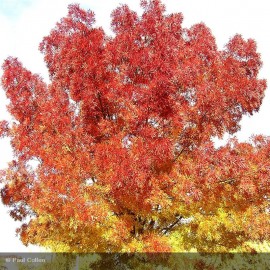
[{"left": 0, "top": 0, "right": 268, "bottom": 252}]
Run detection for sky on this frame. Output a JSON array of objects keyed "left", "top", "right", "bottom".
[{"left": 0, "top": 0, "right": 269, "bottom": 252}]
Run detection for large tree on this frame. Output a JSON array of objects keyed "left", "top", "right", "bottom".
[{"left": 0, "top": 0, "right": 269, "bottom": 252}]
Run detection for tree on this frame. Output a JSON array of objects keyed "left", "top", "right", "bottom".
[{"left": 0, "top": 0, "right": 269, "bottom": 252}]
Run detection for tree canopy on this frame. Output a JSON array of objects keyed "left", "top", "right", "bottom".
[{"left": 0, "top": 0, "right": 269, "bottom": 252}]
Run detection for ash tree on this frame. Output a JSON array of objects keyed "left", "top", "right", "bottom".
[{"left": 0, "top": 0, "right": 269, "bottom": 252}]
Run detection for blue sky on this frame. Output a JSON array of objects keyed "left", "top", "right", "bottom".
[
  {"left": 0, "top": 0, "right": 270, "bottom": 252},
  {"left": 0, "top": 0, "right": 33, "bottom": 18}
]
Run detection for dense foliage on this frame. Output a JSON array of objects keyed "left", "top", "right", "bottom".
[{"left": 0, "top": 0, "right": 269, "bottom": 252}]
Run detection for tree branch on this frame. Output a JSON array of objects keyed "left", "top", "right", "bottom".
[
  {"left": 97, "top": 92, "right": 107, "bottom": 119},
  {"left": 161, "top": 215, "right": 183, "bottom": 235}
]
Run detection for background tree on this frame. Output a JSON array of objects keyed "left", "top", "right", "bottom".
[{"left": 0, "top": 0, "right": 269, "bottom": 252}]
